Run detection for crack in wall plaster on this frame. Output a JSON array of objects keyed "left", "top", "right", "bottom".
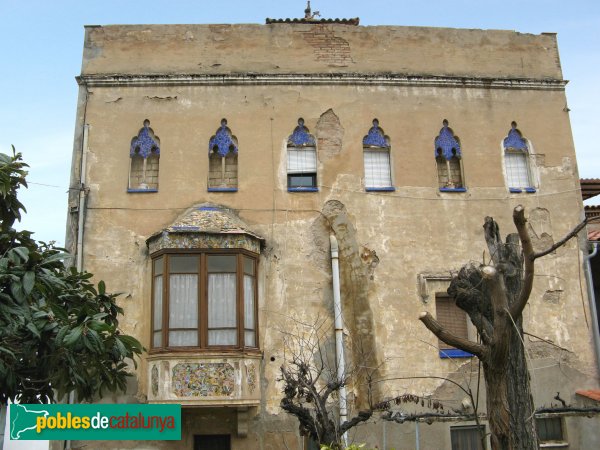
[
  {"left": 321, "top": 199, "right": 382, "bottom": 409},
  {"left": 316, "top": 109, "right": 344, "bottom": 160}
]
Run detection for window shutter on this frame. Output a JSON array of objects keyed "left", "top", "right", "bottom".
[
  {"left": 364, "top": 149, "right": 392, "bottom": 188},
  {"left": 288, "top": 147, "right": 317, "bottom": 174},
  {"left": 435, "top": 294, "right": 469, "bottom": 350},
  {"left": 505, "top": 152, "right": 530, "bottom": 188}
]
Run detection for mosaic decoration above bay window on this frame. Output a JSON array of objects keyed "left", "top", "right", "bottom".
[
  {"left": 363, "top": 119, "right": 390, "bottom": 148},
  {"left": 434, "top": 120, "right": 461, "bottom": 160},
  {"left": 209, "top": 119, "right": 238, "bottom": 157},
  {"left": 503, "top": 122, "right": 528, "bottom": 151},
  {"left": 146, "top": 203, "right": 264, "bottom": 254},
  {"left": 288, "top": 118, "right": 316, "bottom": 147},
  {"left": 130, "top": 119, "right": 160, "bottom": 158}
]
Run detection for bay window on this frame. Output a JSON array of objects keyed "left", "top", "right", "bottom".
[{"left": 151, "top": 251, "right": 258, "bottom": 350}]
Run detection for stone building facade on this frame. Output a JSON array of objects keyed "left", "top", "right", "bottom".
[{"left": 65, "top": 18, "right": 600, "bottom": 450}]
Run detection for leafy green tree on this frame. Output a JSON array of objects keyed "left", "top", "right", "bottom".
[{"left": 0, "top": 148, "right": 143, "bottom": 404}]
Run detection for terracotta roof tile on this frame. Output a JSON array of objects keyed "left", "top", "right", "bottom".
[
  {"left": 576, "top": 389, "right": 600, "bottom": 402},
  {"left": 588, "top": 230, "right": 600, "bottom": 241},
  {"left": 265, "top": 18, "right": 359, "bottom": 25},
  {"left": 580, "top": 178, "right": 600, "bottom": 200}
]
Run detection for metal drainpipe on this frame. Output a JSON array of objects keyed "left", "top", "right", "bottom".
[
  {"left": 65, "top": 124, "right": 89, "bottom": 450},
  {"left": 76, "top": 124, "right": 89, "bottom": 272},
  {"left": 330, "top": 234, "right": 348, "bottom": 447},
  {"left": 583, "top": 241, "right": 600, "bottom": 374},
  {"left": 415, "top": 420, "right": 420, "bottom": 450}
]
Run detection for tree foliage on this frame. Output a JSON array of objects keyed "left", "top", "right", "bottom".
[{"left": 0, "top": 149, "right": 143, "bottom": 405}]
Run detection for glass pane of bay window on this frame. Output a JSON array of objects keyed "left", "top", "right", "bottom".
[
  {"left": 208, "top": 273, "right": 237, "bottom": 345},
  {"left": 153, "top": 275, "right": 163, "bottom": 347},
  {"left": 208, "top": 255, "right": 236, "bottom": 273},
  {"left": 243, "top": 256, "right": 255, "bottom": 276},
  {"left": 364, "top": 149, "right": 392, "bottom": 188},
  {"left": 170, "top": 255, "right": 198, "bottom": 273},
  {"left": 169, "top": 274, "right": 198, "bottom": 346},
  {"left": 244, "top": 274, "right": 256, "bottom": 347},
  {"left": 153, "top": 257, "right": 163, "bottom": 275}
]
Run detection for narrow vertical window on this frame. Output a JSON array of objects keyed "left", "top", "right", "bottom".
[
  {"left": 207, "top": 255, "right": 237, "bottom": 346},
  {"left": 435, "top": 120, "right": 464, "bottom": 191},
  {"left": 168, "top": 256, "right": 199, "bottom": 347},
  {"left": 152, "top": 257, "right": 164, "bottom": 348},
  {"left": 243, "top": 256, "right": 257, "bottom": 347},
  {"left": 129, "top": 119, "right": 160, "bottom": 192},
  {"left": 208, "top": 119, "right": 238, "bottom": 192},
  {"left": 287, "top": 118, "right": 318, "bottom": 191},
  {"left": 363, "top": 119, "right": 393, "bottom": 191},
  {"left": 503, "top": 122, "right": 535, "bottom": 193}
]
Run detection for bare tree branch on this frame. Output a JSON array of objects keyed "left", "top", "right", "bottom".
[
  {"left": 532, "top": 217, "right": 587, "bottom": 260},
  {"left": 523, "top": 332, "right": 574, "bottom": 353},
  {"left": 510, "top": 205, "right": 536, "bottom": 319},
  {"left": 419, "top": 312, "right": 485, "bottom": 358},
  {"left": 340, "top": 410, "right": 373, "bottom": 434}
]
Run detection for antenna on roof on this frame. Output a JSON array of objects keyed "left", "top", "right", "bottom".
[{"left": 304, "top": 1, "right": 320, "bottom": 20}]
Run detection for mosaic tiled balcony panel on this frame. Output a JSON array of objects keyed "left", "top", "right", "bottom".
[{"left": 147, "top": 354, "right": 261, "bottom": 406}]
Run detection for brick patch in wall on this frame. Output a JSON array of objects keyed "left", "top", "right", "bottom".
[{"left": 296, "top": 25, "right": 353, "bottom": 66}]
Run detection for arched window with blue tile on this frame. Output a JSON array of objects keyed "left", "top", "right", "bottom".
[
  {"left": 287, "top": 118, "right": 318, "bottom": 191},
  {"left": 362, "top": 119, "right": 394, "bottom": 191},
  {"left": 208, "top": 119, "right": 238, "bottom": 192},
  {"left": 434, "top": 120, "right": 465, "bottom": 191},
  {"left": 503, "top": 122, "right": 535, "bottom": 193},
  {"left": 129, "top": 119, "right": 160, "bottom": 192}
]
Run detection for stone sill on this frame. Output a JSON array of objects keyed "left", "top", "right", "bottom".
[
  {"left": 439, "top": 187, "right": 467, "bottom": 193},
  {"left": 509, "top": 187, "right": 537, "bottom": 193},
  {"left": 127, "top": 188, "right": 158, "bottom": 193},
  {"left": 439, "top": 349, "right": 473, "bottom": 358},
  {"left": 366, "top": 187, "right": 396, "bottom": 192},
  {"left": 208, "top": 187, "right": 238, "bottom": 192},
  {"left": 288, "top": 187, "right": 319, "bottom": 192}
]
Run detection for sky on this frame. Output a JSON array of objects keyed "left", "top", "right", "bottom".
[{"left": 0, "top": 0, "right": 599, "bottom": 245}]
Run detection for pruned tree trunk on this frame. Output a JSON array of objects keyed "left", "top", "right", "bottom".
[{"left": 420, "top": 206, "right": 587, "bottom": 450}]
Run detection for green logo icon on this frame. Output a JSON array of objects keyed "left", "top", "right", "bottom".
[{"left": 9, "top": 404, "right": 181, "bottom": 440}]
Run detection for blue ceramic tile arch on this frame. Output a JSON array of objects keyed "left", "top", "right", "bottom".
[
  {"left": 130, "top": 119, "right": 160, "bottom": 158},
  {"left": 363, "top": 119, "right": 390, "bottom": 148},
  {"left": 288, "top": 118, "right": 316, "bottom": 147},
  {"left": 503, "top": 122, "right": 528, "bottom": 151},
  {"left": 209, "top": 119, "right": 239, "bottom": 157},
  {"left": 434, "top": 120, "right": 461, "bottom": 160}
]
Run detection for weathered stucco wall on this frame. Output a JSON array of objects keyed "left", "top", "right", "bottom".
[
  {"left": 81, "top": 24, "right": 562, "bottom": 80},
  {"left": 66, "top": 21, "right": 599, "bottom": 450}
]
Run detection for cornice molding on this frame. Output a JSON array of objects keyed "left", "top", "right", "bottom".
[{"left": 77, "top": 73, "right": 567, "bottom": 90}]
